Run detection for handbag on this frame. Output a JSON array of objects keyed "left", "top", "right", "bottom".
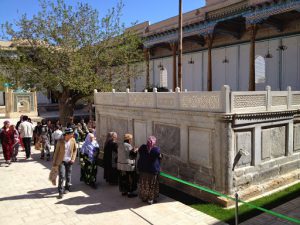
[
  {"left": 49, "top": 166, "right": 58, "bottom": 186},
  {"left": 35, "top": 141, "right": 42, "bottom": 150}
]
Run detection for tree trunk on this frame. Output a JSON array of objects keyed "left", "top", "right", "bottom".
[{"left": 58, "top": 90, "right": 75, "bottom": 127}]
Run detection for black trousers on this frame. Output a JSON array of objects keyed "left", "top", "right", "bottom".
[{"left": 22, "top": 137, "right": 32, "bottom": 158}]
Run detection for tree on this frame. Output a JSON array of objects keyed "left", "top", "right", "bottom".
[{"left": 1, "top": 0, "right": 144, "bottom": 125}]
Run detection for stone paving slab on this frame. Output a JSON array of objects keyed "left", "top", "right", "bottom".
[{"left": 0, "top": 147, "right": 226, "bottom": 225}]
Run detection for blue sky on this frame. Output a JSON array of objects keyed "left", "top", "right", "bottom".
[{"left": 0, "top": 0, "right": 205, "bottom": 29}]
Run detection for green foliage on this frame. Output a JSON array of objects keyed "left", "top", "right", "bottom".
[{"left": 0, "top": 0, "right": 143, "bottom": 102}]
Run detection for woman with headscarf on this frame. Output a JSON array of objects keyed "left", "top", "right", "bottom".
[
  {"left": 80, "top": 133, "right": 99, "bottom": 188},
  {"left": 9, "top": 124, "right": 20, "bottom": 162},
  {"left": 117, "top": 133, "right": 138, "bottom": 197},
  {"left": 0, "top": 121, "right": 14, "bottom": 164},
  {"left": 137, "top": 136, "right": 163, "bottom": 204},
  {"left": 103, "top": 132, "right": 118, "bottom": 185}
]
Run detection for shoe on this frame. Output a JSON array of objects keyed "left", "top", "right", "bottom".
[
  {"left": 128, "top": 193, "right": 137, "bottom": 198},
  {"left": 64, "top": 186, "right": 71, "bottom": 193},
  {"left": 57, "top": 194, "right": 63, "bottom": 199},
  {"left": 147, "top": 200, "right": 153, "bottom": 205}
]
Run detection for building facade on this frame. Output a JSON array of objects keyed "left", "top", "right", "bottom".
[{"left": 130, "top": 0, "right": 300, "bottom": 92}]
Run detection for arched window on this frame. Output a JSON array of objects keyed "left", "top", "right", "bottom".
[
  {"left": 255, "top": 56, "right": 266, "bottom": 84},
  {"left": 159, "top": 67, "right": 168, "bottom": 87}
]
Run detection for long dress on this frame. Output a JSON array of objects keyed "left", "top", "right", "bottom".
[
  {"left": 103, "top": 140, "right": 118, "bottom": 184},
  {"left": 137, "top": 144, "right": 161, "bottom": 203},
  {"left": 0, "top": 128, "right": 14, "bottom": 161},
  {"left": 80, "top": 136, "right": 99, "bottom": 186}
]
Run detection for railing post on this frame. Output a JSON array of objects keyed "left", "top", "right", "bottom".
[
  {"left": 93, "top": 89, "right": 98, "bottom": 105},
  {"left": 235, "top": 192, "right": 239, "bottom": 225},
  {"left": 153, "top": 88, "right": 157, "bottom": 108},
  {"left": 112, "top": 89, "right": 115, "bottom": 105},
  {"left": 126, "top": 88, "right": 130, "bottom": 107},
  {"left": 222, "top": 85, "right": 230, "bottom": 113},
  {"left": 265, "top": 86, "right": 271, "bottom": 111},
  {"left": 176, "top": 87, "right": 181, "bottom": 110},
  {"left": 287, "top": 86, "right": 292, "bottom": 110}
]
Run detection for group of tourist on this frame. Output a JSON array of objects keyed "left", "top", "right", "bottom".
[
  {"left": 101, "top": 132, "right": 163, "bottom": 205},
  {"left": 76, "top": 130, "right": 163, "bottom": 204},
  {"left": 0, "top": 115, "right": 162, "bottom": 205},
  {"left": 0, "top": 115, "right": 34, "bottom": 164}
]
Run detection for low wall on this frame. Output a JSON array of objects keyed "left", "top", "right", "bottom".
[{"left": 94, "top": 86, "right": 300, "bottom": 205}]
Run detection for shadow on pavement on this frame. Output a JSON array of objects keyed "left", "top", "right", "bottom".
[{"left": 0, "top": 148, "right": 174, "bottom": 215}]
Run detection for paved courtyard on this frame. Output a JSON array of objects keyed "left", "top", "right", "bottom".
[{"left": 0, "top": 147, "right": 226, "bottom": 225}]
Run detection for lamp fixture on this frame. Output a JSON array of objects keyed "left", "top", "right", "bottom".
[
  {"left": 188, "top": 56, "right": 194, "bottom": 64},
  {"left": 157, "top": 62, "right": 163, "bottom": 69},
  {"left": 264, "top": 38, "right": 273, "bottom": 59},
  {"left": 277, "top": 45, "right": 287, "bottom": 51},
  {"left": 264, "top": 50, "right": 273, "bottom": 59},
  {"left": 222, "top": 57, "right": 229, "bottom": 63},
  {"left": 222, "top": 48, "right": 229, "bottom": 63}
]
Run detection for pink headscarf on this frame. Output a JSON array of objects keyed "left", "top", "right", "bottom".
[
  {"left": 147, "top": 136, "right": 156, "bottom": 151},
  {"left": 3, "top": 120, "right": 10, "bottom": 126}
]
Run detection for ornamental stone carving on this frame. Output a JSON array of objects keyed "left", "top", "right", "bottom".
[
  {"left": 233, "top": 94, "right": 266, "bottom": 109},
  {"left": 180, "top": 92, "right": 221, "bottom": 111}
]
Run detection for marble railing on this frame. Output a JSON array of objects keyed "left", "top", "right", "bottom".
[
  {"left": 94, "top": 86, "right": 230, "bottom": 113},
  {"left": 94, "top": 86, "right": 300, "bottom": 114},
  {"left": 231, "top": 86, "right": 300, "bottom": 113}
]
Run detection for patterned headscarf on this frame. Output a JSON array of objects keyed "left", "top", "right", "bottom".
[
  {"left": 147, "top": 136, "right": 156, "bottom": 151},
  {"left": 81, "top": 133, "right": 99, "bottom": 162}
]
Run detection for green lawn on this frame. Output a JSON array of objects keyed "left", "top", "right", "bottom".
[{"left": 191, "top": 182, "right": 300, "bottom": 224}]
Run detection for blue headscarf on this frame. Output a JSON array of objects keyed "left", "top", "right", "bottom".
[{"left": 81, "top": 133, "right": 99, "bottom": 162}]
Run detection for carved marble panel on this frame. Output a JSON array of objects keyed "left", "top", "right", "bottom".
[
  {"left": 179, "top": 92, "right": 222, "bottom": 111},
  {"left": 272, "top": 96, "right": 287, "bottom": 106},
  {"left": 113, "top": 93, "right": 127, "bottom": 106},
  {"left": 292, "top": 94, "right": 300, "bottom": 106},
  {"left": 134, "top": 120, "right": 147, "bottom": 148},
  {"left": 154, "top": 123, "right": 180, "bottom": 157},
  {"left": 108, "top": 117, "right": 129, "bottom": 144},
  {"left": 156, "top": 93, "right": 177, "bottom": 109},
  {"left": 262, "top": 126, "right": 286, "bottom": 160},
  {"left": 96, "top": 93, "right": 112, "bottom": 105},
  {"left": 294, "top": 123, "right": 300, "bottom": 152},
  {"left": 233, "top": 94, "right": 266, "bottom": 108},
  {"left": 188, "top": 128, "right": 212, "bottom": 168},
  {"left": 235, "top": 131, "right": 252, "bottom": 166},
  {"left": 129, "top": 93, "right": 154, "bottom": 108}
]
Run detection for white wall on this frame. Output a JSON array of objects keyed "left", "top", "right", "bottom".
[{"left": 147, "top": 34, "right": 300, "bottom": 92}]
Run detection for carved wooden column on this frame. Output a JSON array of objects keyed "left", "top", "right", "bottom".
[
  {"left": 248, "top": 24, "right": 258, "bottom": 91},
  {"left": 143, "top": 48, "right": 150, "bottom": 88},
  {"left": 170, "top": 42, "right": 178, "bottom": 90},
  {"left": 206, "top": 34, "right": 214, "bottom": 91},
  {"left": 178, "top": 0, "right": 183, "bottom": 90}
]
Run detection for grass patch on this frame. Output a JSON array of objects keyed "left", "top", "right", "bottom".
[{"left": 160, "top": 182, "right": 300, "bottom": 225}]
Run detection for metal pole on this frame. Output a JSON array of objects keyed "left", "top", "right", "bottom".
[
  {"left": 178, "top": 0, "right": 183, "bottom": 90},
  {"left": 235, "top": 192, "right": 239, "bottom": 225}
]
